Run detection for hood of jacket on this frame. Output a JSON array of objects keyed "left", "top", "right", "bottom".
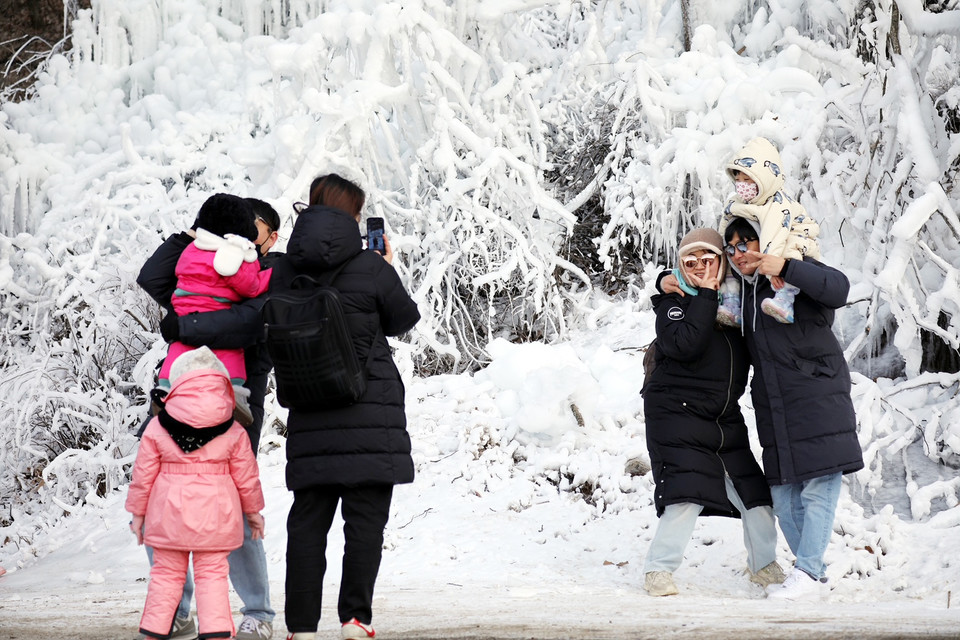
[
  {"left": 286, "top": 205, "right": 363, "bottom": 273},
  {"left": 163, "top": 368, "right": 235, "bottom": 428},
  {"left": 725, "top": 137, "right": 786, "bottom": 204}
]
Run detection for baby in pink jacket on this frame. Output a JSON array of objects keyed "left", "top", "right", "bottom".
[
  {"left": 128, "top": 346, "right": 266, "bottom": 640},
  {"left": 157, "top": 194, "right": 272, "bottom": 426}
]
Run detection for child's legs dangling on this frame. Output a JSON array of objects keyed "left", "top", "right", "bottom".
[
  {"left": 717, "top": 274, "right": 742, "bottom": 327},
  {"left": 232, "top": 382, "right": 254, "bottom": 427},
  {"left": 761, "top": 281, "right": 799, "bottom": 323},
  {"left": 193, "top": 550, "right": 234, "bottom": 638},
  {"left": 141, "top": 548, "right": 190, "bottom": 636}
]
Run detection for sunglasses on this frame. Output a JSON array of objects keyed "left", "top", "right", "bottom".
[
  {"left": 724, "top": 241, "right": 755, "bottom": 256},
  {"left": 255, "top": 216, "right": 276, "bottom": 234},
  {"left": 681, "top": 254, "right": 718, "bottom": 269}
]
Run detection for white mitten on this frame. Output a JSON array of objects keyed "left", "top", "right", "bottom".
[
  {"left": 224, "top": 233, "right": 259, "bottom": 263},
  {"left": 194, "top": 228, "right": 258, "bottom": 276},
  {"left": 213, "top": 234, "right": 257, "bottom": 276}
]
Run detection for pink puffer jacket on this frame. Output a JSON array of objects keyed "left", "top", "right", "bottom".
[{"left": 126, "top": 369, "right": 265, "bottom": 551}]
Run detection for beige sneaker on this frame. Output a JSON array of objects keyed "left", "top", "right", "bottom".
[
  {"left": 749, "top": 561, "right": 787, "bottom": 587},
  {"left": 644, "top": 571, "right": 679, "bottom": 596},
  {"left": 136, "top": 616, "right": 197, "bottom": 640},
  {"left": 236, "top": 616, "right": 273, "bottom": 640}
]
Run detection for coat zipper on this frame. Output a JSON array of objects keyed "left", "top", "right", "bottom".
[{"left": 715, "top": 332, "right": 734, "bottom": 479}]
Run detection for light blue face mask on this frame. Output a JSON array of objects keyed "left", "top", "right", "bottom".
[{"left": 671, "top": 267, "right": 700, "bottom": 296}]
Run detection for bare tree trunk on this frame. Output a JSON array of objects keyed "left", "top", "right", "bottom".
[
  {"left": 888, "top": 1, "right": 901, "bottom": 56},
  {"left": 26, "top": 0, "right": 43, "bottom": 28},
  {"left": 680, "top": 0, "right": 692, "bottom": 52}
]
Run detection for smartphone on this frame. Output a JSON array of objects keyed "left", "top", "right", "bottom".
[{"left": 366, "top": 217, "right": 385, "bottom": 254}]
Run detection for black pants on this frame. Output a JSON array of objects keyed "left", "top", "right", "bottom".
[{"left": 284, "top": 484, "right": 393, "bottom": 633}]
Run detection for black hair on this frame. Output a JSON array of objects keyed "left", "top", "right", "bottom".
[
  {"left": 246, "top": 198, "right": 280, "bottom": 233},
  {"left": 723, "top": 217, "right": 759, "bottom": 244},
  {"left": 193, "top": 193, "right": 257, "bottom": 241}
]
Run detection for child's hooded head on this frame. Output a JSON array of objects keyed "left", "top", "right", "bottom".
[
  {"left": 193, "top": 193, "right": 258, "bottom": 241},
  {"left": 725, "top": 137, "right": 787, "bottom": 203},
  {"left": 163, "top": 347, "right": 236, "bottom": 432}
]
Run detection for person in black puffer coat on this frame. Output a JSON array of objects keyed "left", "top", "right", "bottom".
[
  {"left": 722, "top": 216, "right": 863, "bottom": 601},
  {"left": 641, "top": 228, "right": 782, "bottom": 597},
  {"left": 270, "top": 174, "right": 420, "bottom": 640}
]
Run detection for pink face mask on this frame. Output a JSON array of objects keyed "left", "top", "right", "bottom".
[{"left": 736, "top": 180, "right": 759, "bottom": 202}]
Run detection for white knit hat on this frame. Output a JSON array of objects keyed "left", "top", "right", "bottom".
[{"left": 168, "top": 346, "right": 230, "bottom": 385}]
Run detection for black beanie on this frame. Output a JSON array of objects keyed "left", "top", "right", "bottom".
[{"left": 193, "top": 193, "right": 257, "bottom": 241}]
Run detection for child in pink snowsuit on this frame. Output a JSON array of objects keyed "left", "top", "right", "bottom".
[
  {"left": 156, "top": 194, "right": 272, "bottom": 425},
  {"left": 127, "top": 347, "right": 266, "bottom": 639}
]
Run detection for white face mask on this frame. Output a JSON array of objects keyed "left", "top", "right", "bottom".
[{"left": 736, "top": 180, "right": 759, "bottom": 202}]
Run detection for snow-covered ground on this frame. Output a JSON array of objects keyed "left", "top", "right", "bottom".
[{"left": 2, "top": 315, "right": 959, "bottom": 638}]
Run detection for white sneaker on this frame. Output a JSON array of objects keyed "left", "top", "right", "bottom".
[
  {"left": 767, "top": 568, "right": 821, "bottom": 601},
  {"left": 341, "top": 618, "right": 376, "bottom": 639},
  {"left": 236, "top": 615, "right": 273, "bottom": 640},
  {"left": 643, "top": 571, "right": 679, "bottom": 597}
]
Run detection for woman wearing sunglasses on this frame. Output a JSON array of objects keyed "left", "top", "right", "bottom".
[{"left": 641, "top": 228, "right": 784, "bottom": 597}]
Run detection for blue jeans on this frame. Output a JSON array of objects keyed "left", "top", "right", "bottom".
[
  {"left": 645, "top": 475, "right": 778, "bottom": 574},
  {"left": 770, "top": 473, "right": 842, "bottom": 581},
  {"left": 145, "top": 519, "right": 275, "bottom": 622},
  {"left": 228, "top": 518, "right": 275, "bottom": 622}
]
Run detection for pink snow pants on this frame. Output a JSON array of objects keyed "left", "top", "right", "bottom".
[{"left": 140, "top": 548, "right": 234, "bottom": 639}]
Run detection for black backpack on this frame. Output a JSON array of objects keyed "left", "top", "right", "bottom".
[{"left": 262, "top": 261, "right": 375, "bottom": 410}]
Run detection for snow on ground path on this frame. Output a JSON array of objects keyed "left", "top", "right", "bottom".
[
  {"left": 0, "top": 449, "right": 957, "bottom": 640},
  {"left": 0, "top": 571, "right": 958, "bottom": 639},
  {"left": 1, "top": 358, "right": 959, "bottom": 640}
]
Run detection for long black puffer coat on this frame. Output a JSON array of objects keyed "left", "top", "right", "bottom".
[
  {"left": 268, "top": 205, "right": 421, "bottom": 491},
  {"left": 738, "top": 257, "right": 863, "bottom": 485},
  {"left": 643, "top": 287, "right": 771, "bottom": 518}
]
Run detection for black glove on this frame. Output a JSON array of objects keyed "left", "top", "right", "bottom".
[{"left": 159, "top": 312, "right": 180, "bottom": 342}]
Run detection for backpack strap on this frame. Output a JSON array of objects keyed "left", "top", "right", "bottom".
[
  {"left": 292, "top": 255, "right": 383, "bottom": 373},
  {"left": 325, "top": 257, "right": 383, "bottom": 373},
  {"left": 319, "top": 256, "right": 353, "bottom": 287}
]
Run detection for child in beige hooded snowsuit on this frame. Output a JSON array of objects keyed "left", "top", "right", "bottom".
[{"left": 717, "top": 137, "right": 820, "bottom": 324}]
